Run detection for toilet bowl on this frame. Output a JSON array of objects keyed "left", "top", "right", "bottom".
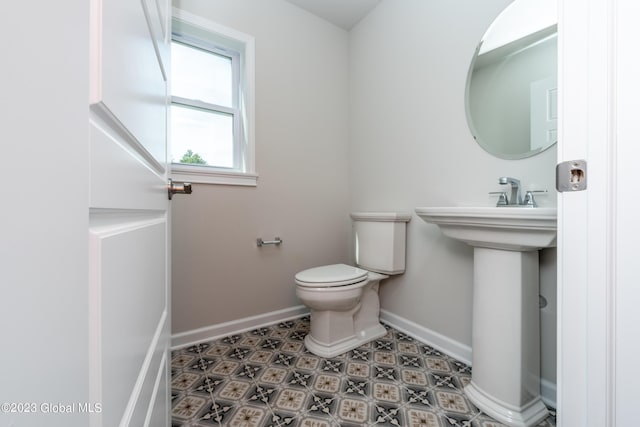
[
  {"left": 295, "top": 264, "right": 388, "bottom": 357},
  {"left": 295, "top": 212, "right": 410, "bottom": 358}
]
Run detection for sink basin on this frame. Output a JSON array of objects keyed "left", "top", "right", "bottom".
[
  {"left": 415, "top": 206, "right": 557, "bottom": 426},
  {"left": 415, "top": 206, "right": 557, "bottom": 251}
]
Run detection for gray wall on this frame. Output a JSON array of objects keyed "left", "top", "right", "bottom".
[
  {"left": 348, "top": 0, "right": 557, "bottom": 386},
  {"left": 171, "top": 0, "right": 351, "bottom": 333}
]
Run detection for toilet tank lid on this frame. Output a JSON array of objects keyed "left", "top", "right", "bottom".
[
  {"left": 295, "top": 264, "right": 368, "bottom": 285},
  {"left": 350, "top": 212, "right": 411, "bottom": 222}
]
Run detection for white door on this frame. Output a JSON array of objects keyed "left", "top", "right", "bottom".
[
  {"left": 611, "top": 2, "right": 640, "bottom": 422},
  {"left": 530, "top": 76, "right": 557, "bottom": 151},
  {"left": 558, "top": 0, "right": 640, "bottom": 425},
  {"left": 89, "top": 0, "right": 171, "bottom": 425}
]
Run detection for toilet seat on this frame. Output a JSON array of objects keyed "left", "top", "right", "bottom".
[{"left": 295, "top": 264, "right": 368, "bottom": 288}]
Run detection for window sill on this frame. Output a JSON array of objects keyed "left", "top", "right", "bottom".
[{"left": 171, "top": 164, "right": 258, "bottom": 186}]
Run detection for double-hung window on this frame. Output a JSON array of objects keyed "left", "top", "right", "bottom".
[{"left": 171, "top": 11, "right": 256, "bottom": 186}]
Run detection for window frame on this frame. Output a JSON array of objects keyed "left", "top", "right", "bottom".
[
  {"left": 171, "top": 36, "right": 240, "bottom": 169},
  {"left": 170, "top": 8, "right": 257, "bottom": 186}
]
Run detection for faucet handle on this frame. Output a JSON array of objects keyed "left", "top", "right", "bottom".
[
  {"left": 489, "top": 191, "right": 509, "bottom": 206},
  {"left": 523, "top": 190, "right": 547, "bottom": 207}
]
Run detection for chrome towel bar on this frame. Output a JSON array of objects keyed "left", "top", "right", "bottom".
[{"left": 257, "top": 237, "right": 283, "bottom": 247}]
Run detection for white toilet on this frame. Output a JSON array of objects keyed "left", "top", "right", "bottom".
[{"left": 295, "top": 212, "right": 411, "bottom": 357}]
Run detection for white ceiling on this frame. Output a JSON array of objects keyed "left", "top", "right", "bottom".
[{"left": 284, "top": 0, "right": 382, "bottom": 30}]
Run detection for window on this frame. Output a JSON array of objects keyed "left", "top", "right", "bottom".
[
  {"left": 171, "top": 10, "right": 256, "bottom": 186},
  {"left": 171, "top": 40, "right": 237, "bottom": 169}
]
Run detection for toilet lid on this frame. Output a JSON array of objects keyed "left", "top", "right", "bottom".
[{"left": 295, "top": 264, "right": 368, "bottom": 287}]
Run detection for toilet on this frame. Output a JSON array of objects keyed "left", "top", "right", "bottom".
[{"left": 295, "top": 212, "right": 411, "bottom": 357}]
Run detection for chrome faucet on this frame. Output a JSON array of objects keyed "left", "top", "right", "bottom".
[{"left": 498, "top": 177, "right": 522, "bottom": 205}]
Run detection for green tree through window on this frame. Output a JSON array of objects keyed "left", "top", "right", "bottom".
[{"left": 180, "top": 149, "right": 207, "bottom": 165}]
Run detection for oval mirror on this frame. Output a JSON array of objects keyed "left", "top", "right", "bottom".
[{"left": 465, "top": 0, "right": 557, "bottom": 159}]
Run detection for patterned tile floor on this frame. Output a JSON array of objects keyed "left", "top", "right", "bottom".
[{"left": 171, "top": 317, "right": 556, "bottom": 426}]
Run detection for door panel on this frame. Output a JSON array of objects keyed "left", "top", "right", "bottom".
[
  {"left": 143, "top": 0, "right": 170, "bottom": 78},
  {"left": 89, "top": 0, "right": 170, "bottom": 425},
  {"left": 92, "top": 0, "right": 167, "bottom": 165},
  {"left": 530, "top": 76, "right": 557, "bottom": 151},
  {"left": 89, "top": 216, "right": 168, "bottom": 426},
  {"left": 154, "top": 0, "right": 170, "bottom": 41},
  {"left": 145, "top": 354, "right": 169, "bottom": 426},
  {"left": 90, "top": 120, "right": 166, "bottom": 210},
  {"left": 614, "top": 1, "right": 640, "bottom": 422},
  {"left": 128, "top": 337, "right": 169, "bottom": 426}
]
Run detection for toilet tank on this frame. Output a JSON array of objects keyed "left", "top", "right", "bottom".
[{"left": 351, "top": 212, "right": 411, "bottom": 275}]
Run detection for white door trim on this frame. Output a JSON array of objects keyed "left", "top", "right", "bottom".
[{"left": 557, "top": 0, "right": 617, "bottom": 424}]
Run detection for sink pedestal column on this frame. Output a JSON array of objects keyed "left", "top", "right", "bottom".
[{"left": 464, "top": 247, "right": 549, "bottom": 427}]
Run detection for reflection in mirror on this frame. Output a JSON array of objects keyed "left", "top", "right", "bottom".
[{"left": 465, "top": 0, "right": 557, "bottom": 159}]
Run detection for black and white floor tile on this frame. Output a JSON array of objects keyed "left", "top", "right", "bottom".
[{"left": 171, "top": 317, "right": 556, "bottom": 426}]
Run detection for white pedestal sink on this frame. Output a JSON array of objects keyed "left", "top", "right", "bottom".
[{"left": 415, "top": 206, "right": 556, "bottom": 427}]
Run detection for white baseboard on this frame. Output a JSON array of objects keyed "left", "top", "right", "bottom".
[
  {"left": 541, "top": 378, "right": 557, "bottom": 409},
  {"left": 380, "top": 309, "right": 557, "bottom": 409},
  {"left": 171, "top": 305, "right": 309, "bottom": 350},
  {"left": 380, "top": 309, "right": 472, "bottom": 365}
]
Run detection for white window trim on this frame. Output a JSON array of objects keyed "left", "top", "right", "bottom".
[
  {"left": 171, "top": 164, "right": 258, "bottom": 186},
  {"left": 171, "top": 7, "right": 257, "bottom": 186}
]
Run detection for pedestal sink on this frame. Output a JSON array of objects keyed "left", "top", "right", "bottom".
[{"left": 415, "top": 206, "right": 557, "bottom": 427}]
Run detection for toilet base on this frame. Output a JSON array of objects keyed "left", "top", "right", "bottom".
[{"left": 304, "top": 323, "right": 387, "bottom": 358}]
